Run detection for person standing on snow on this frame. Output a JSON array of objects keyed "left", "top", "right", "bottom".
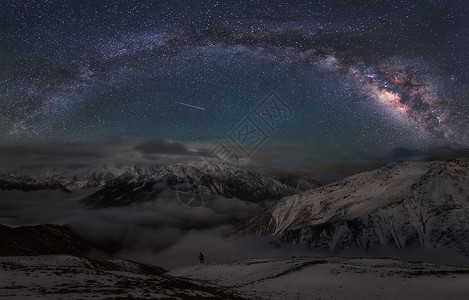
[{"left": 199, "top": 252, "right": 205, "bottom": 264}]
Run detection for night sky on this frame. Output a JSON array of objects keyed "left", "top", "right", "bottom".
[{"left": 0, "top": 0, "right": 468, "bottom": 176}]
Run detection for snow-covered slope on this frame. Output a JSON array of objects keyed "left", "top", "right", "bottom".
[
  {"left": 235, "top": 159, "right": 469, "bottom": 256},
  {"left": 84, "top": 161, "right": 322, "bottom": 208},
  {"left": 169, "top": 257, "right": 469, "bottom": 300}
]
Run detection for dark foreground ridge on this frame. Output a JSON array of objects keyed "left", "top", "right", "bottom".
[{"left": 0, "top": 224, "right": 90, "bottom": 256}]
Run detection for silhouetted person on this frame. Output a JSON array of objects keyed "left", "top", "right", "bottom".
[{"left": 199, "top": 252, "right": 205, "bottom": 264}]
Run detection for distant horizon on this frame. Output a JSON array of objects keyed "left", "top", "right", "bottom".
[{"left": 0, "top": 138, "right": 468, "bottom": 182}]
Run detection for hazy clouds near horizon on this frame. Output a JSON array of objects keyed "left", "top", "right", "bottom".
[{"left": 1, "top": 139, "right": 469, "bottom": 181}]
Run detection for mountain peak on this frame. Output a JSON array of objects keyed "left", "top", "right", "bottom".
[{"left": 235, "top": 160, "right": 469, "bottom": 257}]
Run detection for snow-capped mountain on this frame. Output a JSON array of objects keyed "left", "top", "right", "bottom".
[
  {"left": 84, "top": 161, "right": 322, "bottom": 208},
  {"left": 235, "top": 159, "right": 469, "bottom": 256}
]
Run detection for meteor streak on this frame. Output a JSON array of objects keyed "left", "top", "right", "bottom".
[{"left": 175, "top": 102, "right": 206, "bottom": 111}]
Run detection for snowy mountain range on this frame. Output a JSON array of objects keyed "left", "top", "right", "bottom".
[
  {"left": 2, "top": 162, "right": 322, "bottom": 208},
  {"left": 2, "top": 163, "right": 161, "bottom": 191},
  {"left": 83, "top": 161, "right": 322, "bottom": 208},
  {"left": 235, "top": 159, "right": 469, "bottom": 257},
  {"left": 3, "top": 159, "right": 469, "bottom": 299},
  {"left": 5, "top": 159, "right": 469, "bottom": 259}
]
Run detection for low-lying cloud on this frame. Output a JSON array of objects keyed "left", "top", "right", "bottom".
[{"left": 0, "top": 186, "right": 309, "bottom": 269}]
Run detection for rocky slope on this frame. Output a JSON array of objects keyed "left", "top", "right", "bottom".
[{"left": 235, "top": 159, "right": 469, "bottom": 256}]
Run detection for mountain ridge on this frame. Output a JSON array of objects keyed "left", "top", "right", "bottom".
[{"left": 82, "top": 161, "right": 323, "bottom": 208}]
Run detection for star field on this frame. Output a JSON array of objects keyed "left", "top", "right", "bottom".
[{"left": 0, "top": 0, "right": 468, "bottom": 158}]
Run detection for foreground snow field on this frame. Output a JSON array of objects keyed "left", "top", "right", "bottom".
[
  {"left": 169, "top": 256, "right": 469, "bottom": 300},
  {"left": 2, "top": 255, "right": 467, "bottom": 300}
]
